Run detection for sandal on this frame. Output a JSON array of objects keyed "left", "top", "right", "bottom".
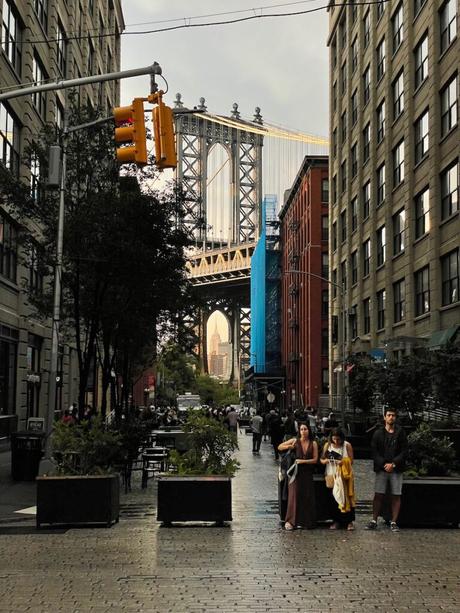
[
  {"left": 329, "top": 522, "right": 339, "bottom": 530},
  {"left": 347, "top": 523, "right": 355, "bottom": 531},
  {"left": 284, "top": 522, "right": 295, "bottom": 531}
]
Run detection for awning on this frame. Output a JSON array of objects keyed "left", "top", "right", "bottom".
[{"left": 427, "top": 325, "right": 459, "bottom": 350}]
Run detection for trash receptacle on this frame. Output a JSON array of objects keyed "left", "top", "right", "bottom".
[{"left": 11, "top": 431, "right": 45, "bottom": 481}]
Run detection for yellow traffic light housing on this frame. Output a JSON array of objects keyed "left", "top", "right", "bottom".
[
  {"left": 113, "top": 98, "right": 147, "bottom": 166},
  {"left": 150, "top": 94, "right": 177, "bottom": 170}
]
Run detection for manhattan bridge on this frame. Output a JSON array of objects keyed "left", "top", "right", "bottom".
[{"left": 172, "top": 93, "right": 328, "bottom": 385}]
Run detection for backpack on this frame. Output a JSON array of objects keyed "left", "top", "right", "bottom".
[{"left": 279, "top": 448, "right": 296, "bottom": 481}]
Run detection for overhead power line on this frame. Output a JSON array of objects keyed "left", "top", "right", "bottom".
[{"left": 18, "top": 1, "right": 391, "bottom": 46}]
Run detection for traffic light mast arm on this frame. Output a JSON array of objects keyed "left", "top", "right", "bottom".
[{"left": 0, "top": 62, "right": 162, "bottom": 102}]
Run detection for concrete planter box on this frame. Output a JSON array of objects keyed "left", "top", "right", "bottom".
[
  {"left": 383, "top": 477, "right": 460, "bottom": 528},
  {"left": 36, "top": 474, "right": 120, "bottom": 528},
  {"left": 157, "top": 475, "right": 232, "bottom": 525}
]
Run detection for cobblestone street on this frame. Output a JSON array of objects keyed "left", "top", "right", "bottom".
[{"left": 0, "top": 433, "right": 459, "bottom": 612}]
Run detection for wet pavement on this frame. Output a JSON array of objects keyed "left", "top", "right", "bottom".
[{"left": 0, "top": 432, "right": 459, "bottom": 612}]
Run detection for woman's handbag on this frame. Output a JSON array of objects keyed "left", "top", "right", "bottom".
[{"left": 325, "top": 473, "right": 335, "bottom": 488}]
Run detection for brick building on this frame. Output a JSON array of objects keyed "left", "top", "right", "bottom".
[{"left": 279, "top": 156, "right": 329, "bottom": 410}]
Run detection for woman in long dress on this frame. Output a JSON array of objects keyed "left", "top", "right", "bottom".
[{"left": 279, "top": 423, "right": 318, "bottom": 530}]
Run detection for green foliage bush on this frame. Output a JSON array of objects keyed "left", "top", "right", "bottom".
[
  {"left": 169, "top": 411, "right": 239, "bottom": 476},
  {"left": 52, "top": 417, "right": 122, "bottom": 475},
  {"left": 406, "top": 423, "right": 456, "bottom": 476}
]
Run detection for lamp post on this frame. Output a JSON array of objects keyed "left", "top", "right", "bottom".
[{"left": 285, "top": 269, "right": 346, "bottom": 427}]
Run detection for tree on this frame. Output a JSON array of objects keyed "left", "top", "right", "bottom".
[
  {"left": 347, "top": 356, "right": 380, "bottom": 413},
  {"left": 431, "top": 343, "right": 460, "bottom": 419},
  {"left": 378, "top": 353, "right": 431, "bottom": 414}
]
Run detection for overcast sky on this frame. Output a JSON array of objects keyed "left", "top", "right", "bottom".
[{"left": 120, "top": 0, "right": 330, "bottom": 136}]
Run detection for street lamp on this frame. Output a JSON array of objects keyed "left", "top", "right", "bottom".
[{"left": 285, "top": 269, "right": 346, "bottom": 427}]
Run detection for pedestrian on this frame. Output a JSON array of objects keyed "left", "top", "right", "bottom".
[
  {"left": 366, "top": 407, "right": 408, "bottom": 532},
  {"left": 269, "top": 409, "right": 284, "bottom": 460},
  {"left": 283, "top": 411, "right": 297, "bottom": 439},
  {"left": 279, "top": 423, "right": 318, "bottom": 530},
  {"left": 227, "top": 406, "right": 239, "bottom": 436},
  {"left": 324, "top": 411, "right": 339, "bottom": 437},
  {"left": 307, "top": 407, "right": 318, "bottom": 436},
  {"left": 61, "top": 409, "right": 75, "bottom": 425},
  {"left": 320, "top": 428, "right": 356, "bottom": 531},
  {"left": 251, "top": 411, "right": 263, "bottom": 454}
]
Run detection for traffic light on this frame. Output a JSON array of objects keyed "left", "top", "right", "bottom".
[
  {"left": 113, "top": 98, "right": 147, "bottom": 166},
  {"left": 151, "top": 96, "right": 177, "bottom": 170}
]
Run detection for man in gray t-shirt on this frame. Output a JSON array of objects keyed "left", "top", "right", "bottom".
[{"left": 251, "top": 413, "right": 263, "bottom": 453}]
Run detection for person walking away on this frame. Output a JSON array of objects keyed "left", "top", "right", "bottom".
[
  {"left": 324, "top": 412, "right": 339, "bottom": 437},
  {"left": 283, "top": 412, "right": 297, "bottom": 439},
  {"left": 227, "top": 406, "right": 239, "bottom": 437},
  {"left": 269, "top": 410, "right": 284, "bottom": 460},
  {"left": 366, "top": 407, "right": 408, "bottom": 532},
  {"left": 320, "top": 428, "right": 356, "bottom": 530},
  {"left": 251, "top": 412, "right": 263, "bottom": 454},
  {"left": 308, "top": 407, "right": 319, "bottom": 437},
  {"left": 278, "top": 423, "right": 318, "bottom": 530}
]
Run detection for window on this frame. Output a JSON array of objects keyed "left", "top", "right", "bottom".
[
  {"left": 56, "top": 20, "right": 67, "bottom": 76},
  {"left": 87, "top": 37, "right": 94, "bottom": 75},
  {"left": 89, "top": 0, "right": 94, "bottom": 15},
  {"left": 351, "top": 90, "right": 358, "bottom": 126},
  {"left": 415, "top": 187, "right": 430, "bottom": 238},
  {"left": 363, "top": 298, "right": 370, "bottom": 334},
  {"left": 0, "top": 102, "right": 20, "bottom": 175},
  {"left": 362, "top": 181, "right": 370, "bottom": 219},
  {"left": 441, "top": 249, "right": 459, "bottom": 306},
  {"left": 55, "top": 97, "right": 64, "bottom": 129},
  {"left": 363, "top": 11, "right": 370, "bottom": 48},
  {"left": 350, "top": 306, "right": 358, "bottom": 339},
  {"left": 362, "top": 238, "right": 371, "bottom": 276},
  {"left": 376, "top": 225, "right": 386, "bottom": 267},
  {"left": 321, "top": 215, "right": 328, "bottom": 241},
  {"left": 415, "top": 266, "right": 430, "bottom": 316},
  {"left": 392, "top": 70, "right": 404, "bottom": 119},
  {"left": 341, "top": 61, "right": 347, "bottom": 94},
  {"left": 440, "top": 0, "right": 457, "bottom": 54},
  {"left": 332, "top": 128, "right": 337, "bottom": 158},
  {"left": 30, "top": 152, "right": 41, "bottom": 202},
  {"left": 363, "top": 123, "right": 370, "bottom": 162},
  {"left": 332, "top": 81, "right": 337, "bottom": 112},
  {"left": 322, "top": 253, "right": 329, "bottom": 280},
  {"left": 341, "top": 260, "right": 347, "bottom": 291},
  {"left": 332, "top": 268, "right": 337, "bottom": 297},
  {"left": 322, "top": 368, "right": 329, "bottom": 395},
  {"left": 340, "top": 209, "right": 347, "bottom": 243},
  {"left": 376, "top": 100, "right": 385, "bottom": 143},
  {"left": 331, "top": 37, "right": 337, "bottom": 69},
  {"left": 340, "top": 16, "right": 347, "bottom": 49},
  {"left": 392, "top": 4, "right": 404, "bottom": 53},
  {"left": 376, "top": 289, "right": 386, "bottom": 330},
  {"left": 332, "top": 221, "right": 337, "bottom": 250},
  {"left": 393, "top": 140, "right": 405, "bottom": 186},
  {"left": 351, "top": 143, "right": 358, "bottom": 178},
  {"left": 351, "top": 37, "right": 358, "bottom": 73},
  {"left": 376, "top": 39, "right": 386, "bottom": 81},
  {"left": 32, "top": 53, "right": 46, "bottom": 119},
  {"left": 393, "top": 208, "right": 406, "bottom": 255},
  {"left": 27, "top": 243, "right": 43, "bottom": 294},
  {"left": 377, "top": 0, "right": 385, "bottom": 20},
  {"left": 363, "top": 65, "right": 370, "bottom": 104},
  {"left": 393, "top": 279, "right": 405, "bottom": 323},
  {"left": 351, "top": 197, "right": 358, "bottom": 231},
  {"left": 322, "top": 290, "right": 329, "bottom": 317},
  {"left": 441, "top": 161, "right": 459, "bottom": 219},
  {"left": 341, "top": 160, "right": 347, "bottom": 193},
  {"left": 2, "top": 0, "right": 22, "bottom": 74},
  {"left": 351, "top": 251, "right": 358, "bottom": 285},
  {"left": 414, "top": 110, "right": 429, "bottom": 164},
  {"left": 350, "top": 0, "right": 357, "bottom": 23},
  {"left": 414, "top": 34, "right": 428, "bottom": 89},
  {"left": 321, "top": 178, "right": 329, "bottom": 203},
  {"left": 321, "top": 328, "right": 329, "bottom": 357},
  {"left": 0, "top": 212, "right": 17, "bottom": 282},
  {"left": 34, "top": 0, "right": 48, "bottom": 31},
  {"left": 414, "top": 0, "right": 427, "bottom": 18},
  {"left": 440, "top": 75, "right": 458, "bottom": 137},
  {"left": 332, "top": 175, "right": 337, "bottom": 204},
  {"left": 341, "top": 110, "right": 347, "bottom": 143},
  {"left": 377, "top": 163, "right": 385, "bottom": 207}
]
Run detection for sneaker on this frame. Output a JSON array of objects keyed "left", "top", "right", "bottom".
[
  {"left": 365, "top": 520, "right": 378, "bottom": 530},
  {"left": 390, "top": 522, "right": 400, "bottom": 533}
]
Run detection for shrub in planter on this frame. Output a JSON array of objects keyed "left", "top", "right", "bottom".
[
  {"left": 36, "top": 418, "right": 122, "bottom": 528},
  {"left": 158, "top": 411, "right": 239, "bottom": 524},
  {"left": 406, "top": 422, "right": 456, "bottom": 477}
]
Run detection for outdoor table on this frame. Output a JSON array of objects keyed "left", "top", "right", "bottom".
[{"left": 151, "top": 430, "right": 190, "bottom": 452}]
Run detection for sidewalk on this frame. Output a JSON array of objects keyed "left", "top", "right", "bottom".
[
  {"left": 0, "top": 433, "right": 459, "bottom": 612},
  {"left": 0, "top": 444, "right": 37, "bottom": 523}
]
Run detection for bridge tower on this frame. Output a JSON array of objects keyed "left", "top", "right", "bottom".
[{"left": 174, "top": 94, "right": 264, "bottom": 385}]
